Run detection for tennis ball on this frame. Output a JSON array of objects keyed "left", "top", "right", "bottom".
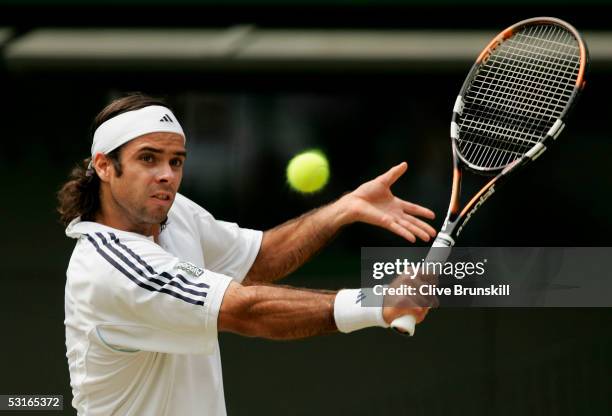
[{"left": 286, "top": 150, "right": 330, "bottom": 193}]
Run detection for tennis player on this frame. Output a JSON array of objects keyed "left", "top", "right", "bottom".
[{"left": 57, "top": 93, "right": 436, "bottom": 415}]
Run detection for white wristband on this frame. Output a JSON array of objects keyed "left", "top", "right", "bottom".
[{"left": 333, "top": 289, "right": 389, "bottom": 333}]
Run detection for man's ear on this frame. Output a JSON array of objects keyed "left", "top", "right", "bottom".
[{"left": 94, "top": 153, "right": 113, "bottom": 183}]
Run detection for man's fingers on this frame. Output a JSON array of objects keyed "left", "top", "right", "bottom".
[
  {"left": 397, "top": 218, "right": 431, "bottom": 242},
  {"left": 388, "top": 221, "right": 416, "bottom": 243},
  {"left": 387, "top": 213, "right": 434, "bottom": 243},
  {"left": 378, "top": 162, "right": 408, "bottom": 187},
  {"left": 412, "top": 307, "right": 429, "bottom": 324},
  {"left": 403, "top": 215, "right": 437, "bottom": 238},
  {"left": 401, "top": 200, "right": 435, "bottom": 220}
]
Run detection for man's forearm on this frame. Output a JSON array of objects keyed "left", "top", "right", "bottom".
[
  {"left": 218, "top": 281, "right": 424, "bottom": 339},
  {"left": 244, "top": 197, "right": 352, "bottom": 285},
  {"left": 219, "top": 282, "right": 337, "bottom": 339}
]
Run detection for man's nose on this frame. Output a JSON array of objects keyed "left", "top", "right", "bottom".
[{"left": 156, "top": 164, "right": 176, "bottom": 183}]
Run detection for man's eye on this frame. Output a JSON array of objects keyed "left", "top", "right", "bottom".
[
  {"left": 141, "top": 155, "right": 154, "bottom": 163},
  {"left": 171, "top": 159, "right": 184, "bottom": 167}
]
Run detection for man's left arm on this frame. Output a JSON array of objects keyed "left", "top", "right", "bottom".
[{"left": 243, "top": 162, "right": 436, "bottom": 285}]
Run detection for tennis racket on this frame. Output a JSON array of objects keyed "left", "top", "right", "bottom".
[{"left": 391, "top": 17, "right": 589, "bottom": 335}]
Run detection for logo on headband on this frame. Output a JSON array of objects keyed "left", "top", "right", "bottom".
[{"left": 160, "top": 114, "right": 174, "bottom": 123}]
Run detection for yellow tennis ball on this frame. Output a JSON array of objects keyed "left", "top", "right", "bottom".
[{"left": 286, "top": 151, "right": 330, "bottom": 193}]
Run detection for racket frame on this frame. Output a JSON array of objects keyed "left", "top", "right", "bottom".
[
  {"left": 391, "top": 17, "right": 589, "bottom": 335},
  {"left": 440, "top": 16, "right": 589, "bottom": 246}
]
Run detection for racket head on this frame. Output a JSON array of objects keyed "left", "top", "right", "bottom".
[{"left": 451, "top": 17, "right": 589, "bottom": 174}]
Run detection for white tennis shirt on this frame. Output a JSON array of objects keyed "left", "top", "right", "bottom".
[{"left": 64, "top": 193, "right": 262, "bottom": 415}]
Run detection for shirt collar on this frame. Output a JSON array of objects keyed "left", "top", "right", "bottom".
[{"left": 65, "top": 217, "right": 155, "bottom": 241}]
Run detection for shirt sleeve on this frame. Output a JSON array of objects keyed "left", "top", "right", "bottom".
[
  {"left": 200, "top": 219, "right": 262, "bottom": 283},
  {"left": 180, "top": 195, "right": 262, "bottom": 283},
  {"left": 81, "top": 231, "right": 233, "bottom": 355}
]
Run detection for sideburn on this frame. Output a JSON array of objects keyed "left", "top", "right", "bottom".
[{"left": 107, "top": 148, "right": 123, "bottom": 177}]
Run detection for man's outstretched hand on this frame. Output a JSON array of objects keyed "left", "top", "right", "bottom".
[{"left": 339, "top": 162, "right": 437, "bottom": 243}]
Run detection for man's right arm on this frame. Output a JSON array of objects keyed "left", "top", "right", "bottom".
[
  {"left": 218, "top": 282, "right": 428, "bottom": 340},
  {"left": 218, "top": 282, "right": 336, "bottom": 339}
]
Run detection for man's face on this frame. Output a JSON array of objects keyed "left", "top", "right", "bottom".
[{"left": 102, "top": 132, "right": 186, "bottom": 231}]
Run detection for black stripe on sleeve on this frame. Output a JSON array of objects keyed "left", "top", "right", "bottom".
[
  {"left": 99, "top": 233, "right": 209, "bottom": 298},
  {"left": 109, "top": 232, "right": 155, "bottom": 274},
  {"left": 86, "top": 234, "right": 204, "bottom": 307},
  {"left": 109, "top": 232, "right": 211, "bottom": 290},
  {"left": 162, "top": 272, "right": 210, "bottom": 289}
]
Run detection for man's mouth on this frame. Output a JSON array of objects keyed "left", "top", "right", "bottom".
[{"left": 152, "top": 192, "right": 172, "bottom": 201}]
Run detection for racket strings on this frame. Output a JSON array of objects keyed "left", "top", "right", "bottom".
[
  {"left": 460, "top": 24, "right": 579, "bottom": 168},
  {"left": 457, "top": 23, "right": 581, "bottom": 170},
  {"left": 463, "top": 24, "right": 577, "bottom": 167},
  {"left": 470, "top": 24, "right": 578, "bottom": 160}
]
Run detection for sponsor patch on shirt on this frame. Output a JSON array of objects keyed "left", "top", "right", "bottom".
[{"left": 176, "top": 262, "right": 204, "bottom": 278}]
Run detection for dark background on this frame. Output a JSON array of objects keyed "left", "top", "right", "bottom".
[{"left": 0, "top": 2, "right": 610, "bottom": 415}]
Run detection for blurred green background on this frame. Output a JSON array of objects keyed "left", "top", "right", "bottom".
[{"left": 0, "top": 2, "right": 611, "bottom": 415}]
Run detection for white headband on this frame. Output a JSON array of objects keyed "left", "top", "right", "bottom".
[{"left": 88, "top": 105, "right": 185, "bottom": 174}]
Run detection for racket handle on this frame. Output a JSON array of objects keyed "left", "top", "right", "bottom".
[
  {"left": 390, "top": 233, "right": 454, "bottom": 336},
  {"left": 425, "top": 233, "right": 454, "bottom": 263},
  {"left": 390, "top": 315, "right": 416, "bottom": 336}
]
